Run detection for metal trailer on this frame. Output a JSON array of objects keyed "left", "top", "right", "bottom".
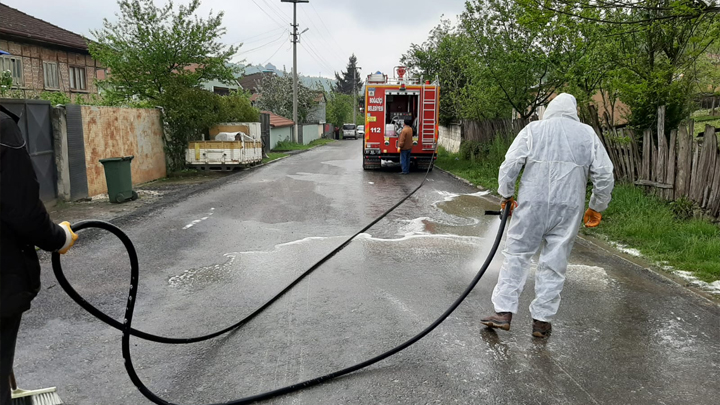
[{"left": 186, "top": 133, "right": 263, "bottom": 171}]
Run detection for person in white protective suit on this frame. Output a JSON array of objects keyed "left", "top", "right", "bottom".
[{"left": 480, "top": 93, "right": 614, "bottom": 338}]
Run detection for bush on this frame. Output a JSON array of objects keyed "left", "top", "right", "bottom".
[
  {"left": 670, "top": 196, "right": 695, "bottom": 221},
  {"left": 459, "top": 140, "right": 483, "bottom": 160},
  {"left": 39, "top": 91, "right": 71, "bottom": 106}
]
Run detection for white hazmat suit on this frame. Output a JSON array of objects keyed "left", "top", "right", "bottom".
[{"left": 492, "top": 93, "right": 614, "bottom": 322}]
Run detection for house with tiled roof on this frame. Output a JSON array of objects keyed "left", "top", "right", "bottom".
[
  {"left": 0, "top": 3, "right": 103, "bottom": 100},
  {"left": 261, "top": 110, "right": 294, "bottom": 149}
]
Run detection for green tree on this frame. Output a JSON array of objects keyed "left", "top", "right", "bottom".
[
  {"left": 89, "top": 0, "right": 256, "bottom": 172},
  {"left": 89, "top": 0, "right": 238, "bottom": 101},
  {"left": 334, "top": 54, "right": 362, "bottom": 95},
  {"left": 461, "top": 0, "right": 585, "bottom": 120},
  {"left": 326, "top": 92, "right": 353, "bottom": 129},
  {"left": 254, "top": 73, "right": 318, "bottom": 123},
  {"left": 606, "top": 7, "right": 719, "bottom": 130},
  {"left": 403, "top": 19, "right": 510, "bottom": 123}
]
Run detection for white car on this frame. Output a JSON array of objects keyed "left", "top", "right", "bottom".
[
  {"left": 357, "top": 125, "right": 365, "bottom": 138},
  {"left": 342, "top": 124, "right": 357, "bottom": 140}
]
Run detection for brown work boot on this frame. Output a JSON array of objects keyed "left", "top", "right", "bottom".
[
  {"left": 532, "top": 319, "right": 552, "bottom": 338},
  {"left": 480, "top": 312, "right": 512, "bottom": 331}
]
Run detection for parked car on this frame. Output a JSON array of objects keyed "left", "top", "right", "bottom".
[
  {"left": 357, "top": 125, "right": 365, "bottom": 138},
  {"left": 342, "top": 123, "right": 357, "bottom": 140}
]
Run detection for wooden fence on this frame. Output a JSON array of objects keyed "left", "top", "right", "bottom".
[
  {"left": 462, "top": 118, "right": 526, "bottom": 143},
  {"left": 593, "top": 106, "right": 720, "bottom": 218}
]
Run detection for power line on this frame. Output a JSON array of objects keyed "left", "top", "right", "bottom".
[
  {"left": 309, "top": 2, "right": 348, "bottom": 58},
  {"left": 251, "top": 0, "right": 288, "bottom": 29},
  {"left": 238, "top": 30, "right": 289, "bottom": 55},
  {"left": 230, "top": 26, "right": 286, "bottom": 46},
  {"left": 261, "top": 0, "right": 291, "bottom": 23},
  {"left": 299, "top": 41, "right": 335, "bottom": 75},
  {"left": 299, "top": 7, "right": 345, "bottom": 62},
  {"left": 263, "top": 39, "right": 289, "bottom": 65},
  {"left": 302, "top": 34, "right": 342, "bottom": 72}
]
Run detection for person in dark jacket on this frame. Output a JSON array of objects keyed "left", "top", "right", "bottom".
[{"left": 0, "top": 105, "right": 78, "bottom": 404}]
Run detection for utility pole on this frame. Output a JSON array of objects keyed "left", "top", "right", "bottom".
[
  {"left": 281, "top": 0, "right": 308, "bottom": 143},
  {"left": 353, "top": 65, "right": 362, "bottom": 125}
]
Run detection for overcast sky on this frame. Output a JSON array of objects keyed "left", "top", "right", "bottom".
[{"left": 2, "top": 0, "right": 468, "bottom": 79}]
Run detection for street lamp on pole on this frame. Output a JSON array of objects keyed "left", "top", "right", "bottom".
[{"left": 281, "top": 0, "right": 309, "bottom": 143}]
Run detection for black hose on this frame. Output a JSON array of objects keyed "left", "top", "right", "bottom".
[
  {"left": 51, "top": 152, "right": 513, "bottom": 404},
  {"left": 51, "top": 206, "right": 510, "bottom": 405},
  {"left": 53, "top": 156, "right": 438, "bottom": 345}
]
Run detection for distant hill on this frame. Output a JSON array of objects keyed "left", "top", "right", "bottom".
[{"left": 237, "top": 63, "right": 336, "bottom": 92}]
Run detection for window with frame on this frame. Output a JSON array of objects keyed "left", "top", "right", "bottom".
[
  {"left": 69, "top": 66, "right": 86, "bottom": 90},
  {"left": 0, "top": 56, "right": 23, "bottom": 86},
  {"left": 43, "top": 62, "right": 59, "bottom": 89}
]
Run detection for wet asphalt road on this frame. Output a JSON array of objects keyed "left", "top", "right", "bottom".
[{"left": 15, "top": 140, "right": 720, "bottom": 404}]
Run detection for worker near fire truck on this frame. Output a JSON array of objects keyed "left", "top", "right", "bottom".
[
  {"left": 0, "top": 105, "right": 78, "bottom": 404},
  {"left": 480, "top": 93, "right": 614, "bottom": 338},
  {"left": 398, "top": 118, "right": 413, "bottom": 174}
]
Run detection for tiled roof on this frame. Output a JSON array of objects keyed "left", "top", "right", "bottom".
[
  {"left": 261, "top": 111, "right": 294, "bottom": 128},
  {"left": 238, "top": 72, "right": 271, "bottom": 93},
  {"left": 0, "top": 4, "right": 89, "bottom": 51}
]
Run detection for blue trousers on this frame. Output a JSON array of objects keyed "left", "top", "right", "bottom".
[{"left": 400, "top": 149, "right": 411, "bottom": 173}]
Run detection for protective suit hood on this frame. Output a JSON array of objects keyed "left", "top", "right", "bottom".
[{"left": 543, "top": 93, "right": 579, "bottom": 122}]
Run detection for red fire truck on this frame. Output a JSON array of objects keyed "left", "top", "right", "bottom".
[{"left": 362, "top": 66, "right": 439, "bottom": 171}]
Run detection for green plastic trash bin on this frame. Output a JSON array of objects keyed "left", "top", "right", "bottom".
[{"left": 99, "top": 156, "right": 139, "bottom": 204}]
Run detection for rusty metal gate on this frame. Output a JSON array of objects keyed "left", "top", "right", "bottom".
[{"left": 1, "top": 99, "right": 57, "bottom": 202}]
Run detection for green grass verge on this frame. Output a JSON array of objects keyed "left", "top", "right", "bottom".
[
  {"left": 436, "top": 144, "right": 720, "bottom": 283},
  {"left": 272, "top": 138, "right": 335, "bottom": 151},
  {"left": 262, "top": 152, "right": 288, "bottom": 164},
  {"left": 587, "top": 185, "right": 720, "bottom": 282}
]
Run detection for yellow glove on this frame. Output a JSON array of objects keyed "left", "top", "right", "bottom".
[
  {"left": 501, "top": 197, "right": 518, "bottom": 216},
  {"left": 58, "top": 221, "right": 78, "bottom": 254},
  {"left": 583, "top": 209, "right": 602, "bottom": 228}
]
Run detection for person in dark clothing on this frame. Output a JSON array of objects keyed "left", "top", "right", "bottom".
[
  {"left": 0, "top": 105, "right": 78, "bottom": 405},
  {"left": 397, "top": 117, "right": 414, "bottom": 174}
]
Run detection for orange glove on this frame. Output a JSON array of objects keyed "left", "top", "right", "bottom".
[
  {"left": 501, "top": 197, "right": 518, "bottom": 216},
  {"left": 58, "top": 221, "right": 79, "bottom": 254},
  {"left": 583, "top": 209, "right": 602, "bottom": 228}
]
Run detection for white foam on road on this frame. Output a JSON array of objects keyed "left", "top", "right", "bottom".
[
  {"left": 566, "top": 264, "right": 611, "bottom": 290},
  {"left": 609, "top": 242, "right": 642, "bottom": 257},
  {"left": 432, "top": 190, "right": 491, "bottom": 208},
  {"left": 673, "top": 271, "right": 720, "bottom": 295}
]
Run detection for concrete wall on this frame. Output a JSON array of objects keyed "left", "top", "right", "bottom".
[
  {"left": 81, "top": 106, "right": 166, "bottom": 196},
  {"left": 302, "top": 124, "right": 322, "bottom": 145},
  {"left": 439, "top": 125, "right": 461, "bottom": 153},
  {"left": 0, "top": 39, "right": 102, "bottom": 100},
  {"left": 270, "top": 126, "right": 292, "bottom": 150}
]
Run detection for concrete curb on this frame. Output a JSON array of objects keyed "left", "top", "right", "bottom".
[{"left": 435, "top": 166, "right": 719, "bottom": 305}]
